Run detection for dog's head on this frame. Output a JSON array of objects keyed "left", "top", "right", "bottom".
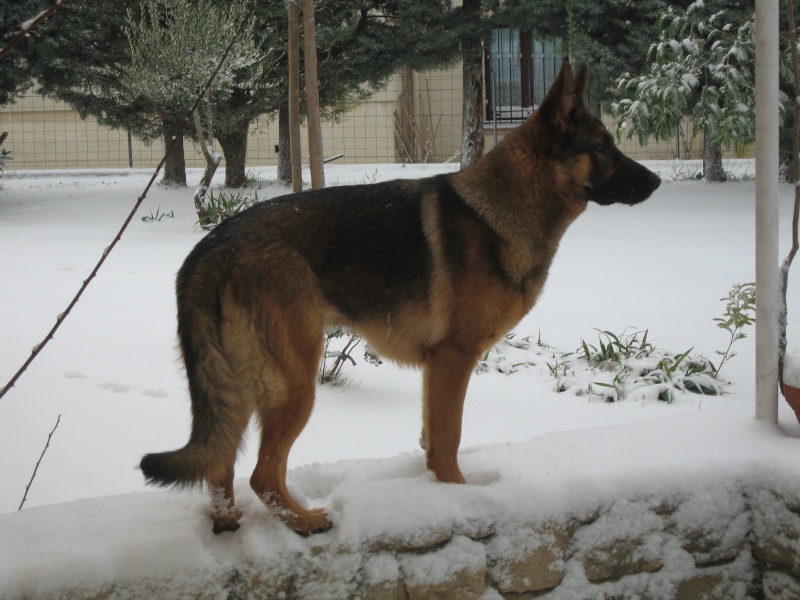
[{"left": 533, "top": 61, "right": 661, "bottom": 206}]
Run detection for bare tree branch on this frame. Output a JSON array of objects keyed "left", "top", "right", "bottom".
[
  {"left": 19, "top": 414, "right": 62, "bottom": 510},
  {"left": 0, "top": 0, "right": 70, "bottom": 62},
  {"left": 0, "top": 1, "right": 259, "bottom": 402}
]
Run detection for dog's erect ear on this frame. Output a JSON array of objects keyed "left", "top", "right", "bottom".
[
  {"left": 538, "top": 60, "right": 572, "bottom": 120},
  {"left": 537, "top": 60, "right": 587, "bottom": 132}
]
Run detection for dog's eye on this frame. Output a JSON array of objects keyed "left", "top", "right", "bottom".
[{"left": 595, "top": 142, "right": 608, "bottom": 154}]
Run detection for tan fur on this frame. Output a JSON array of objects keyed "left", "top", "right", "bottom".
[{"left": 140, "top": 62, "right": 660, "bottom": 535}]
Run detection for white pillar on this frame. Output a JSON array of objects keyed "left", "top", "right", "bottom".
[{"left": 755, "top": 0, "right": 780, "bottom": 422}]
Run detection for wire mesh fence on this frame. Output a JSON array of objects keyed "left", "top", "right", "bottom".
[{"left": 0, "top": 65, "right": 735, "bottom": 173}]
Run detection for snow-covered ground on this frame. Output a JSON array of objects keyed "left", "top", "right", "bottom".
[{"left": 0, "top": 160, "right": 799, "bottom": 596}]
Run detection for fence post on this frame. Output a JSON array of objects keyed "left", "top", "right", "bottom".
[
  {"left": 127, "top": 128, "right": 133, "bottom": 168},
  {"left": 755, "top": 0, "right": 780, "bottom": 423}
]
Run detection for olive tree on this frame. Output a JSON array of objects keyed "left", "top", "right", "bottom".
[{"left": 120, "top": 0, "right": 270, "bottom": 201}]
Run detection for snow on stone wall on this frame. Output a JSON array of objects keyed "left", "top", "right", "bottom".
[{"left": 4, "top": 480, "right": 800, "bottom": 599}]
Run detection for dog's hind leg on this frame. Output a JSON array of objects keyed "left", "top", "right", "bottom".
[
  {"left": 209, "top": 469, "right": 242, "bottom": 533},
  {"left": 247, "top": 306, "right": 332, "bottom": 535},
  {"left": 251, "top": 384, "right": 331, "bottom": 535},
  {"left": 250, "top": 366, "right": 332, "bottom": 535},
  {"left": 421, "top": 344, "right": 479, "bottom": 485}
]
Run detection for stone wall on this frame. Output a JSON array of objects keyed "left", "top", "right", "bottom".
[{"left": 58, "top": 483, "right": 800, "bottom": 600}]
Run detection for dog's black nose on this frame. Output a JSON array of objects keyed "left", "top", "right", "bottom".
[{"left": 647, "top": 170, "right": 661, "bottom": 193}]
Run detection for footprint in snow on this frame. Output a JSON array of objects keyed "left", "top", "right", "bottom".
[{"left": 64, "top": 372, "right": 169, "bottom": 397}]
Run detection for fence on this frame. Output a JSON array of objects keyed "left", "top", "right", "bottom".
[{"left": 0, "top": 64, "right": 728, "bottom": 173}]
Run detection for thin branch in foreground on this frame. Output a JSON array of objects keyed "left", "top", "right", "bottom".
[
  {"left": 779, "top": 0, "right": 800, "bottom": 394},
  {"left": 0, "top": 1, "right": 259, "bottom": 403},
  {"left": 19, "top": 414, "right": 62, "bottom": 511},
  {"left": 0, "top": 0, "right": 70, "bottom": 62}
]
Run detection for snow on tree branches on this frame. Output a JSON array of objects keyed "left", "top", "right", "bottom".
[
  {"left": 612, "top": 1, "right": 787, "bottom": 156},
  {"left": 120, "top": 0, "right": 266, "bottom": 114}
]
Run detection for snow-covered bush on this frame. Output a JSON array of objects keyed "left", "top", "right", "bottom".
[{"left": 612, "top": 2, "right": 787, "bottom": 156}]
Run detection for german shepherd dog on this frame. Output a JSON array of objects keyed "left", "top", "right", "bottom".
[{"left": 140, "top": 62, "right": 660, "bottom": 534}]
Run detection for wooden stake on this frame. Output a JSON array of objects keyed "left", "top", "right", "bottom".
[
  {"left": 288, "top": 1, "right": 302, "bottom": 193},
  {"left": 302, "top": 0, "right": 325, "bottom": 189}
]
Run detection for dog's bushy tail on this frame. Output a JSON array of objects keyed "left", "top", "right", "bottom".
[
  {"left": 140, "top": 264, "right": 247, "bottom": 488},
  {"left": 140, "top": 445, "right": 215, "bottom": 488}
]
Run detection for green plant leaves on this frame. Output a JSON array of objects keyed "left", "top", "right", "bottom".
[
  {"left": 478, "top": 283, "right": 755, "bottom": 404},
  {"left": 478, "top": 326, "right": 727, "bottom": 404},
  {"left": 202, "top": 188, "right": 260, "bottom": 228}
]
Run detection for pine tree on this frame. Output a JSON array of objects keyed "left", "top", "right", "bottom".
[{"left": 0, "top": 0, "right": 46, "bottom": 106}]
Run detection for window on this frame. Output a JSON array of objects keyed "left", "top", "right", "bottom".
[{"left": 486, "top": 29, "right": 561, "bottom": 123}]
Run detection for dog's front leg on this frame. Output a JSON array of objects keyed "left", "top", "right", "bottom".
[{"left": 421, "top": 344, "right": 478, "bottom": 484}]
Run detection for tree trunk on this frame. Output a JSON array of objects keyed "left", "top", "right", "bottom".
[
  {"left": 459, "top": 0, "right": 484, "bottom": 169},
  {"left": 303, "top": 0, "right": 325, "bottom": 189},
  {"left": 192, "top": 100, "right": 220, "bottom": 229},
  {"left": 278, "top": 99, "right": 292, "bottom": 185},
  {"left": 288, "top": 1, "right": 302, "bottom": 193},
  {"left": 703, "top": 131, "right": 727, "bottom": 182},
  {"left": 161, "top": 116, "right": 187, "bottom": 187},
  {"left": 218, "top": 120, "right": 249, "bottom": 188}
]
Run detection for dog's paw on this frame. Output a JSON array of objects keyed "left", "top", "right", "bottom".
[{"left": 294, "top": 508, "right": 333, "bottom": 536}]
